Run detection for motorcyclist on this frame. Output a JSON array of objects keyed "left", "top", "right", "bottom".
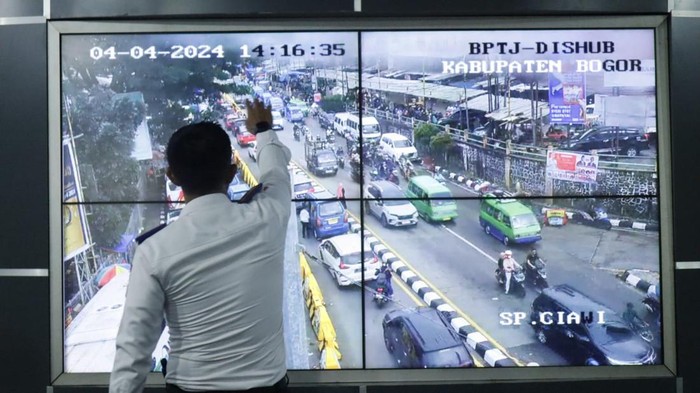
[
  {"left": 525, "top": 249, "right": 541, "bottom": 281},
  {"left": 495, "top": 252, "right": 506, "bottom": 284},
  {"left": 376, "top": 263, "right": 394, "bottom": 298},
  {"left": 502, "top": 250, "right": 521, "bottom": 295},
  {"left": 623, "top": 302, "right": 641, "bottom": 326}
]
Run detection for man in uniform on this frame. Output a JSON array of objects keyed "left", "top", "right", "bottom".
[{"left": 110, "top": 99, "right": 292, "bottom": 393}]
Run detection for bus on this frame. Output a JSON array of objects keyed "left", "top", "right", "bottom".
[{"left": 479, "top": 195, "right": 541, "bottom": 246}]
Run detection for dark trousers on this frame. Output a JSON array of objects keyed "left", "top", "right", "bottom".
[
  {"left": 301, "top": 222, "right": 309, "bottom": 238},
  {"left": 166, "top": 375, "right": 288, "bottom": 393}
]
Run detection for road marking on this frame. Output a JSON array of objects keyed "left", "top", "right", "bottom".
[
  {"left": 441, "top": 225, "right": 497, "bottom": 265},
  {"left": 354, "top": 213, "right": 523, "bottom": 366}
]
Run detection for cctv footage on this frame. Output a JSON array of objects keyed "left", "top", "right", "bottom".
[{"left": 61, "top": 28, "right": 662, "bottom": 372}]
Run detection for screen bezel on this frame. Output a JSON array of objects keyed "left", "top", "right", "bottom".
[{"left": 48, "top": 15, "right": 675, "bottom": 387}]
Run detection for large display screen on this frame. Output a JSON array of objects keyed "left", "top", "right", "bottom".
[{"left": 59, "top": 26, "right": 664, "bottom": 376}]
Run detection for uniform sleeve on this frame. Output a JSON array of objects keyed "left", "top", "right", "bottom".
[
  {"left": 109, "top": 246, "right": 166, "bottom": 393},
  {"left": 254, "top": 130, "right": 292, "bottom": 223}
]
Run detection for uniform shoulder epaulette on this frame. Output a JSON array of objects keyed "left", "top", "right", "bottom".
[
  {"left": 135, "top": 223, "right": 167, "bottom": 245},
  {"left": 237, "top": 183, "right": 264, "bottom": 204}
]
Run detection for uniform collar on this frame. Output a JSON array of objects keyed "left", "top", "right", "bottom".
[{"left": 180, "top": 193, "right": 231, "bottom": 217}]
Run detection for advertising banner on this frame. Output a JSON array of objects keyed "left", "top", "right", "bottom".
[
  {"left": 63, "top": 140, "right": 90, "bottom": 260},
  {"left": 548, "top": 65, "right": 586, "bottom": 124},
  {"left": 546, "top": 150, "right": 598, "bottom": 183}
]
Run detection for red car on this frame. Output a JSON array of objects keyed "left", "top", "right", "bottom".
[
  {"left": 545, "top": 128, "right": 568, "bottom": 141},
  {"left": 236, "top": 129, "right": 256, "bottom": 146}
]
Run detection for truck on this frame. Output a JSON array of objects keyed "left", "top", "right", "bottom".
[{"left": 305, "top": 136, "right": 338, "bottom": 176}]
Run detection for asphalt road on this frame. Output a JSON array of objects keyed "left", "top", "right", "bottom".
[{"left": 236, "top": 114, "right": 663, "bottom": 368}]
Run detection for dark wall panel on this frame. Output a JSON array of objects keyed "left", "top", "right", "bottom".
[
  {"left": 675, "top": 268, "right": 700, "bottom": 393},
  {"left": 669, "top": 16, "right": 700, "bottom": 262},
  {"left": 367, "top": 378, "right": 676, "bottom": 393},
  {"left": 50, "top": 0, "right": 355, "bottom": 19},
  {"left": 0, "top": 0, "right": 43, "bottom": 18},
  {"left": 0, "top": 277, "right": 50, "bottom": 393},
  {"left": 363, "top": 0, "right": 669, "bottom": 15},
  {"left": 674, "top": 0, "right": 700, "bottom": 11},
  {"left": 0, "top": 23, "right": 48, "bottom": 269}
]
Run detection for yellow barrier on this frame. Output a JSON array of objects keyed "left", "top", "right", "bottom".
[
  {"left": 222, "top": 93, "right": 245, "bottom": 117},
  {"left": 233, "top": 150, "right": 259, "bottom": 187},
  {"left": 299, "top": 252, "right": 342, "bottom": 368}
]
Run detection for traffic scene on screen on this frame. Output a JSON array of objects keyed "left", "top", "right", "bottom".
[{"left": 61, "top": 29, "right": 661, "bottom": 373}]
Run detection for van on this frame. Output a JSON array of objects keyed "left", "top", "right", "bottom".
[
  {"left": 479, "top": 194, "right": 541, "bottom": 246},
  {"left": 404, "top": 176, "right": 458, "bottom": 222},
  {"left": 293, "top": 174, "right": 315, "bottom": 211},
  {"left": 306, "top": 191, "right": 350, "bottom": 239},
  {"left": 333, "top": 112, "right": 351, "bottom": 136},
  {"left": 269, "top": 96, "right": 285, "bottom": 112},
  {"left": 344, "top": 114, "right": 381, "bottom": 143},
  {"left": 261, "top": 92, "right": 273, "bottom": 106},
  {"left": 379, "top": 133, "right": 419, "bottom": 162}
]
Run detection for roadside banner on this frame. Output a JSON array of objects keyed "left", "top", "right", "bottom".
[
  {"left": 548, "top": 63, "right": 586, "bottom": 124},
  {"left": 63, "top": 140, "right": 90, "bottom": 260},
  {"left": 546, "top": 150, "right": 598, "bottom": 183}
]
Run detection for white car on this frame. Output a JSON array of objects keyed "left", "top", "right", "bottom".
[
  {"left": 319, "top": 233, "right": 380, "bottom": 287},
  {"left": 166, "top": 209, "right": 181, "bottom": 224},
  {"left": 293, "top": 174, "right": 315, "bottom": 211},
  {"left": 271, "top": 110, "right": 284, "bottom": 130},
  {"left": 365, "top": 180, "right": 418, "bottom": 227},
  {"left": 380, "top": 133, "right": 419, "bottom": 162},
  {"left": 165, "top": 178, "right": 184, "bottom": 209},
  {"left": 247, "top": 141, "right": 258, "bottom": 161}
]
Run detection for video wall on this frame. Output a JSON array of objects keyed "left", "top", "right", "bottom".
[{"left": 60, "top": 28, "right": 662, "bottom": 373}]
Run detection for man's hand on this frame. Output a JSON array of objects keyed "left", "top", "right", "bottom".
[{"left": 245, "top": 99, "right": 273, "bottom": 135}]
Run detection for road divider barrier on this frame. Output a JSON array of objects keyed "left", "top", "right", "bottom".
[
  {"left": 234, "top": 150, "right": 259, "bottom": 187},
  {"left": 299, "top": 251, "right": 342, "bottom": 369},
  {"left": 346, "top": 217, "right": 521, "bottom": 367},
  {"left": 618, "top": 270, "right": 657, "bottom": 294}
]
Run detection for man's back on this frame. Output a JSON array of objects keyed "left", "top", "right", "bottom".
[
  {"left": 143, "top": 193, "right": 287, "bottom": 390},
  {"left": 110, "top": 112, "right": 292, "bottom": 393}
]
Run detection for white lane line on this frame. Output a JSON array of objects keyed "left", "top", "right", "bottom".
[{"left": 441, "top": 225, "right": 497, "bottom": 265}]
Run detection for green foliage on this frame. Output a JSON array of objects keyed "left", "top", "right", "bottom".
[
  {"left": 430, "top": 132, "right": 455, "bottom": 163},
  {"left": 320, "top": 95, "right": 347, "bottom": 113},
  {"left": 65, "top": 86, "right": 142, "bottom": 247},
  {"left": 413, "top": 123, "right": 440, "bottom": 151}
]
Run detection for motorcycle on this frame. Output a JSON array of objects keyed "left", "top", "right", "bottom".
[
  {"left": 433, "top": 171, "right": 447, "bottom": 185},
  {"left": 642, "top": 291, "right": 660, "bottom": 317},
  {"left": 373, "top": 273, "right": 391, "bottom": 308},
  {"left": 524, "top": 258, "right": 549, "bottom": 290},
  {"left": 387, "top": 169, "right": 400, "bottom": 185},
  {"left": 495, "top": 267, "right": 526, "bottom": 298},
  {"left": 571, "top": 206, "right": 612, "bottom": 230},
  {"left": 293, "top": 127, "right": 301, "bottom": 141},
  {"left": 629, "top": 315, "right": 654, "bottom": 343},
  {"left": 337, "top": 150, "right": 345, "bottom": 169}
]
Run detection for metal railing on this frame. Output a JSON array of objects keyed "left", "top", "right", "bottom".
[{"left": 363, "top": 107, "right": 657, "bottom": 173}]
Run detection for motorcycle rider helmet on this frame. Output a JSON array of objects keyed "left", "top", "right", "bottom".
[
  {"left": 504, "top": 250, "right": 513, "bottom": 257},
  {"left": 529, "top": 249, "right": 538, "bottom": 257}
]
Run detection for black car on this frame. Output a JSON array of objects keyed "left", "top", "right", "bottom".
[
  {"left": 561, "top": 126, "right": 649, "bottom": 157},
  {"left": 437, "top": 109, "right": 487, "bottom": 131},
  {"left": 382, "top": 307, "right": 474, "bottom": 368},
  {"left": 531, "top": 285, "right": 656, "bottom": 365}
]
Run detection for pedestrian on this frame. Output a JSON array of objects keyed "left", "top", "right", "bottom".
[
  {"left": 299, "top": 206, "right": 310, "bottom": 239},
  {"left": 109, "top": 99, "right": 291, "bottom": 393},
  {"left": 337, "top": 182, "right": 346, "bottom": 208}
]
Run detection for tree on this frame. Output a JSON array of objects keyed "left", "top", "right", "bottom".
[
  {"left": 320, "top": 95, "right": 347, "bottom": 113},
  {"left": 429, "top": 132, "right": 455, "bottom": 165},
  {"left": 64, "top": 86, "right": 143, "bottom": 247},
  {"left": 413, "top": 123, "right": 440, "bottom": 153}
]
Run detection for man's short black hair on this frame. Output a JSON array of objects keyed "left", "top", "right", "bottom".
[{"left": 166, "top": 121, "right": 232, "bottom": 195}]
